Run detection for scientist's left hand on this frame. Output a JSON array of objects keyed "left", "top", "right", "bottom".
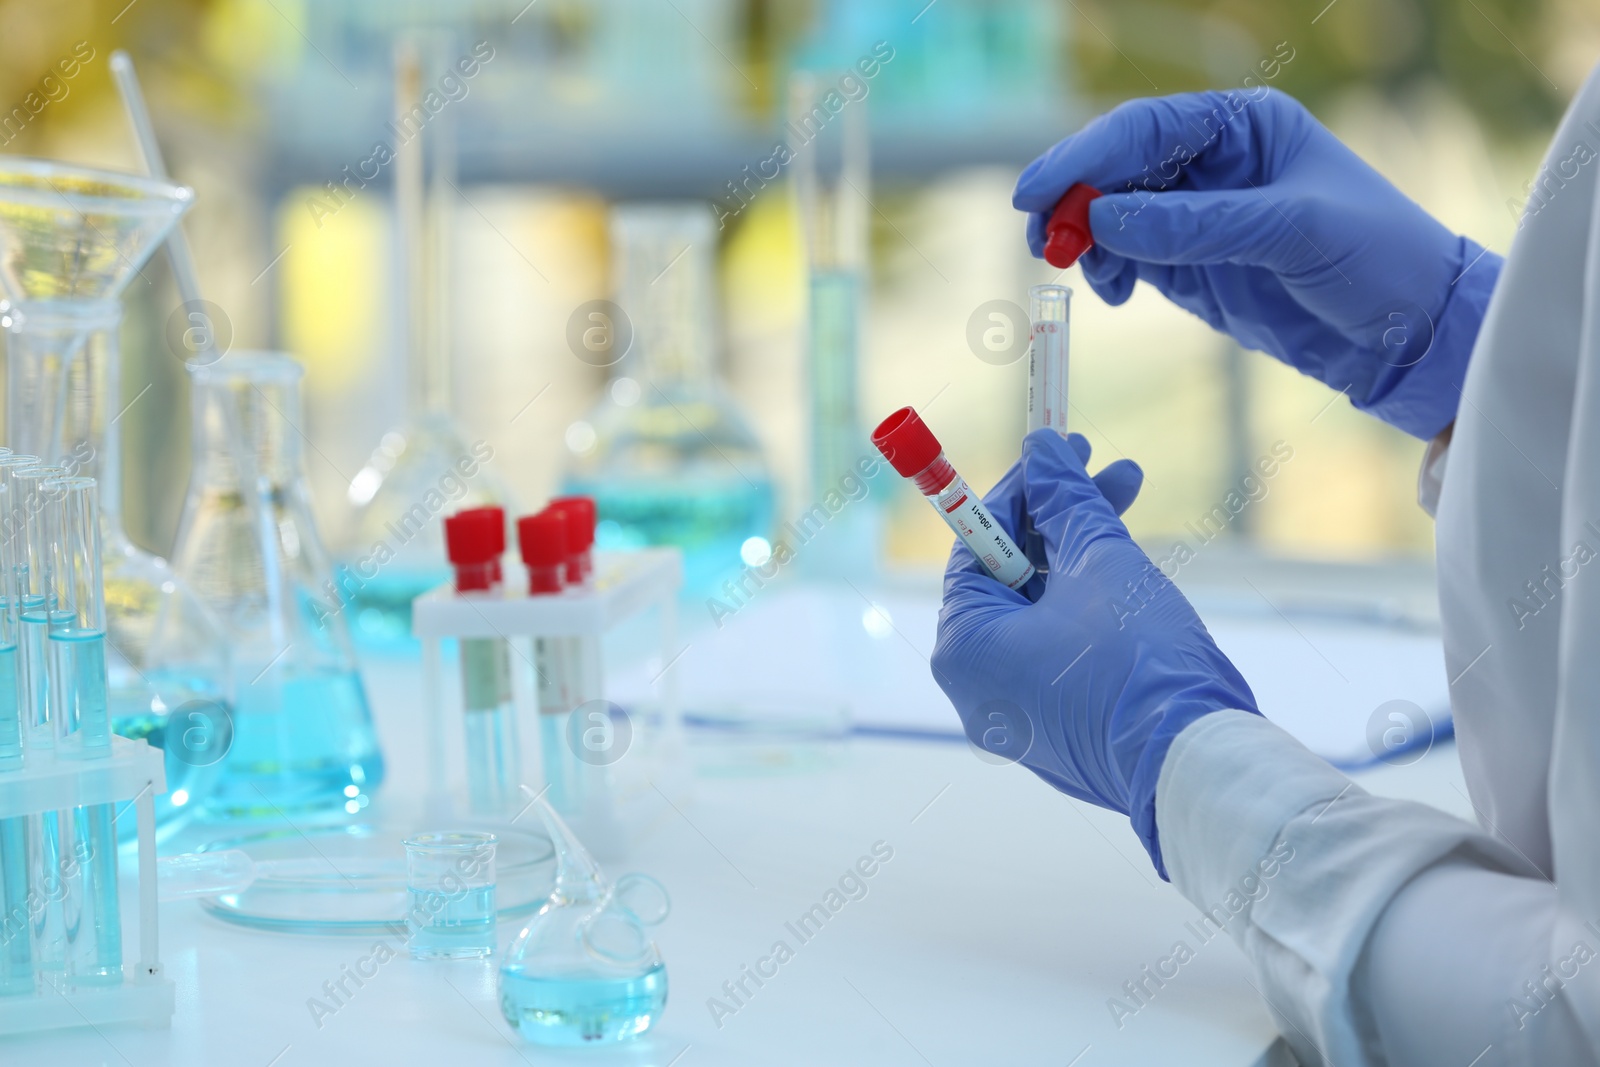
[{"left": 932, "top": 430, "right": 1259, "bottom": 877}]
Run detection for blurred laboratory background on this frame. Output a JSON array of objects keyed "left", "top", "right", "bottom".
[{"left": 1, "top": 0, "right": 1594, "bottom": 598}]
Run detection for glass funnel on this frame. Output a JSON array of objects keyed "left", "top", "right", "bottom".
[
  {"left": 0, "top": 159, "right": 232, "bottom": 833},
  {"left": 171, "top": 352, "right": 384, "bottom": 820},
  {"left": 340, "top": 40, "right": 510, "bottom": 647},
  {"left": 562, "top": 203, "right": 775, "bottom": 594},
  {"left": 499, "top": 794, "right": 669, "bottom": 1046}
]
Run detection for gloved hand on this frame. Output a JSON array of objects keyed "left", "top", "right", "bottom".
[
  {"left": 1013, "top": 90, "right": 1503, "bottom": 441},
  {"left": 931, "top": 430, "right": 1258, "bottom": 877}
]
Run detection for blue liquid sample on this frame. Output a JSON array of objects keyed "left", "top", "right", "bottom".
[
  {"left": 110, "top": 671, "right": 231, "bottom": 839},
  {"left": 30, "top": 810, "right": 68, "bottom": 973},
  {"left": 462, "top": 637, "right": 519, "bottom": 815},
  {"left": 51, "top": 630, "right": 112, "bottom": 758},
  {"left": 499, "top": 962, "right": 667, "bottom": 1045},
  {"left": 0, "top": 815, "right": 31, "bottom": 996},
  {"left": 539, "top": 712, "right": 575, "bottom": 815},
  {"left": 0, "top": 641, "right": 26, "bottom": 992},
  {"left": 207, "top": 667, "right": 385, "bottom": 819},
  {"left": 71, "top": 803, "right": 121, "bottom": 986},
  {"left": 407, "top": 885, "right": 496, "bottom": 959},
  {"left": 0, "top": 644, "right": 19, "bottom": 770},
  {"left": 20, "top": 608, "right": 69, "bottom": 748}
]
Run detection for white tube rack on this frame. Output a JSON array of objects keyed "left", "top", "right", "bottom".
[
  {"left": 0, "top": 736, "right": 173, "bottom": 1033},
  {"left": 412, "top": 548, "right": 684, "bottom": 846}
]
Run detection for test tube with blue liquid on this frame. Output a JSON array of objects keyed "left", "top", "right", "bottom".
[
  {"left": 44, "top": 476, "right": 121, "bottom": 986},
  {"left": 403, "top": 831, "right": 496, "bottom": 960},
  {"left": 517, "top": 508, "right": 578, "bottom": 814},
  {"left": 11, "top": 465, "right": 72, "bottom": 978},
  {"left": 0, "top": 462, "right": 33, "bottom": 995},
  {"left": 548, "top": 498, "right": 617, "bottom": 839},
  {"left": 442, "top": 508, "right": 520, "bottom": 816}
]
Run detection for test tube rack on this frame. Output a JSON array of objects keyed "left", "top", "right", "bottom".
[
  {"left": 412, "top": 548, "right": 684, "bottom": 832},
  {"left": 0, "top": 736, "right": 172, "bottom": 1033}
]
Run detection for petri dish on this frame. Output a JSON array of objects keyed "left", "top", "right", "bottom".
[{"left": 196, "top": 821, "right": 555, "bottom": 935}]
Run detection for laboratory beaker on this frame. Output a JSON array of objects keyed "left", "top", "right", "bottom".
[
  {"left": 404, "top": 830, "right": 497, "bottom": 960},
  {"left": 0, "top": 159, "right": 233, "bottom": 832},
  {"left": 499, "top": 794, "right": 668, "bottom": 1045},
  {"left": 561, "top": 203, "right": 775, "bottom": 594},
  {"left": 171, "top": 352, "right": 385, "bottom": 819},
  {"left": 340, "top": 42, "right": 511, "bottom": 646}
]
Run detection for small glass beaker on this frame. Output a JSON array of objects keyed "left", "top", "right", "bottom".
[{"left": 404, "top": 831, "right": 497, "bottom": 960}]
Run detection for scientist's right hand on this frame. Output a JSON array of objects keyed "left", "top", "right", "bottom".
[
  {"left": 932, "top": 429, "right": 1258, "bottom": 879},
  {"left": 1013, "top": 90, "right": 1503, "bottom": 440}
]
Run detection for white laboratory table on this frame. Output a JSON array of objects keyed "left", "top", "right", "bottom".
[{"left": 9, "top": 580, "right": 1472, "bottom": 1067}]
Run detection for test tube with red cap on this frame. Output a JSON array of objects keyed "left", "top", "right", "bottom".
[
  {"left": 548, "top": 496, "right": 596, "bottom": 586},
  {"left": 870, "top": 407, "right": 1036, "bottom": 590},
  {"left": 546, "top": 496, "right": 605, "bottom": 784},
  {"left": 517, "top": 506, "right": 578, "bottom": 813},
  {"left": 444, "top": 507, "right": 521, "bottom": 816}
]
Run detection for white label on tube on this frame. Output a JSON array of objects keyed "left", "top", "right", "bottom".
[
  {"left": 932, "top": 475, "right": 1036, "bottom": 590},
  {"left": 1029, "top": 320, "right": 1069, "bottom": 433}
]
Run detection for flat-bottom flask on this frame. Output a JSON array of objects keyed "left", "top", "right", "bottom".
[
  {"left": 499, "top": 794, "right": 668, "bottom": 1046},
  {"left": 172, "top": 353, "right": 384, "bottom": 819},
  {"left": 562, "top": 203, "right": 775, "bottom": 595}
]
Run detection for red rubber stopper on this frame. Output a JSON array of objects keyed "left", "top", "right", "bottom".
[
  {"left": 1043, "top": 183, "right": 1103, "bottom": 269},
  {"left": 548, "top": 495, "right": 597, "bottom": 583},
  {"left": 871, "top": 406, "right": 943, "bottom": 479},
  {"left": 517, "top": 508, "right": 569, "bottom": 595},
  {"left": 444, "top": 507, "right": 505, "bottom": 592}
]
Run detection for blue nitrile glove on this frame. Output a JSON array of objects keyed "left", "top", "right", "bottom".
[
  {"left": 931, "top": 430, "right": 1259, "bottom": 878},
  {"left": 1013, "top": 90, "right": 1503, "bottom": 440}
]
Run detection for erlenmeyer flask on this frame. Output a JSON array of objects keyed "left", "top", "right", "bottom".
[
  {"left": 171, "top": 352, "right": 384, "bottom": 819},
  {"left": 499, "top": 794, "right": 669, "bottom": 1046},
  {"left": 341, "top": 41, "right": 511, "bottom": 646},
  {"left": 562, "top": 203, "right": 775, "bottom": 594},
  {"left": 0, "top": 159, "right": 232, "bottom": 831}
]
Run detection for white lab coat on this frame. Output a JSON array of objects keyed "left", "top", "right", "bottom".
[{"left": 1155, "top": 63, "right": 1600, "bottom": 1065}]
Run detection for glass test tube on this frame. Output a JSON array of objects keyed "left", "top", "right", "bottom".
[
  {"left": 518, "top": 508, "right": 577, "bottom": 815},
  {"left": 13, "top": 466, "right": 67, "bottom": 750},
  {"left": 550, "top": 498, "right": 613, "bottom": 833},
  {"left": 1028, "top": 285, "right": 1071, "bottom": 434},
  {"left": 9, "top": 466, "right": 71, "bottom": 979},
  {"left": 443, "top": 508, "right": 520, "bottom": 816},
  {"left": 0, "top": 472, "right": 31, "bottom": 996},
  {"left": 44, "top": 477, "right": 121, "bottom": 986},
  {"left": 871, "top": 407, "right": 1035, "bottom": 591}
]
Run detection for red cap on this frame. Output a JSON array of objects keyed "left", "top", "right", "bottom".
[
  {"left": 871, "top": 406, "right": 943, "bottom": 479},
  {"left": 548, "top": 496, "right": 596, "bottom": 553},
  {"left": 548, "top": 496, "right": 596, "bottom": 583},
  {"left": 444, "top": 507, "right": 505, "bottom": 592},
  {"left": 517, "top": 508, "right": 568, "bottom": 594},
  {"left": 1043, "top": 183, "right": 1102, "bottom": 269}
]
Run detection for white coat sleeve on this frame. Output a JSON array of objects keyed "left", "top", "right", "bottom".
[{"left": 1156, "top": 710, "right": 1596, "bottom": 1066}]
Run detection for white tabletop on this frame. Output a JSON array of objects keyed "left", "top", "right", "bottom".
[{"left": 9, "top": 585, "right": 1472, "bottom": 1067}]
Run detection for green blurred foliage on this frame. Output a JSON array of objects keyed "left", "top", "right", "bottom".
[{"left": 1069, "top": 0, "right": 1568, "bottom": 137}]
